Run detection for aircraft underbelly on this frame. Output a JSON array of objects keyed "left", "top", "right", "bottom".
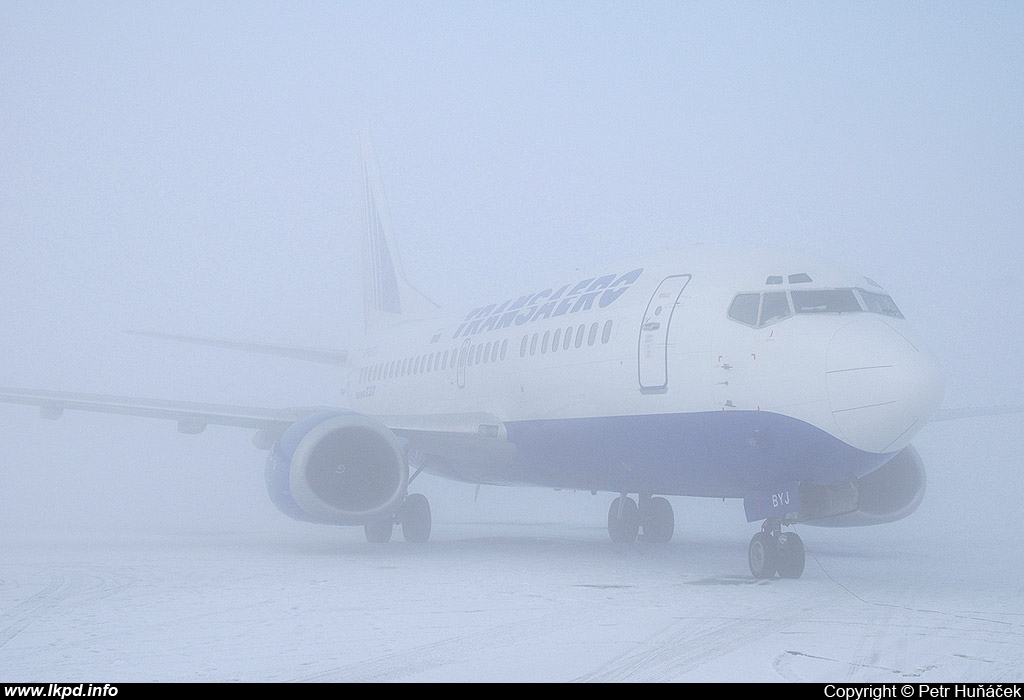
[{"left": 492, "top": 410, "right": 893, "bottom": 496}]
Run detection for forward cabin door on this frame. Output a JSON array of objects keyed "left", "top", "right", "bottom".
[{"left": 638, "top": 275, "right": 691, "bottom": 393}]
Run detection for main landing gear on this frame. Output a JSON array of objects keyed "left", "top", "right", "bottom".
[
  {"left": 748, "top": 521, "right": 804, "bottom": 579},
  {"left": 607, "top": 493, "right": 675, "bottom": 544},
  {"left": 364, "top": 492, "right": 432, "bottom": 544}
]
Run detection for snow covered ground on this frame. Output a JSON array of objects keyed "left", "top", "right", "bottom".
[{"left": 2, "top": 416, "right": 1022, "bottom": 683}]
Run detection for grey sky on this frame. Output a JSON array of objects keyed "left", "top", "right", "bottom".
[{"left": 1, "top": 2, "right": 1021, "bottom": 530}]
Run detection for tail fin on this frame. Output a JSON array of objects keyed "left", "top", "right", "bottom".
[{"left": 360, "top": 133, "right": 440, "bottom": 334}]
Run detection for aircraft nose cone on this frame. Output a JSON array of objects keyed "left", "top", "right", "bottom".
[{"left": 826, "top": 319, "right": 945, "bottom": 453}]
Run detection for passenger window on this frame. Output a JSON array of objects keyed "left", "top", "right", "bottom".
[
  {"left": 541, "top": 331, "right": 550, "bottom": 354},
  {"left": 552, "top": 328, "right": 561, "bottom": 352},
  {"left": 575, "top": 324, "right": 585, "bottom": 348},
  {"left": 530, "top": 333, "right": 538, "bottom": 355},
  {"left": 500, "top": 339, "right": 507, "bottom": 360},
  {"left": 601, "top": 320, "right": 613, "bottom": 344},
  {"left": 564, "top": 327, "right": 572, "bottom": 350},
  {"left": 588, "top": 323, "right": 598, "bottom": 346}
]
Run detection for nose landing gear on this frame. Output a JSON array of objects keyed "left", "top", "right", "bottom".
[{"left": 749, "top": 521, "right": 805, "bottom": 579}]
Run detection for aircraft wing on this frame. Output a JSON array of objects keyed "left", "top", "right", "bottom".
[
  {"left": 378, "top": 413, "right": 519, "bottom": 481},
  {"left": 128, "top": 331, "right": 348, "bottom": 366},
  {"left": 0, "top": 387, "right": 516, "bottom": 461},
  {"left": 930, "top": 404, "right": 1024, "bottom": 422},
  {"left": 0, "top": 386, "right": 334, "bottom": 448}
]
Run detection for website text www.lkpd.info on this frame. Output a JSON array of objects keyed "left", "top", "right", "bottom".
[{"left": 4, "top": 686, "right": 117, "bottom": 698}]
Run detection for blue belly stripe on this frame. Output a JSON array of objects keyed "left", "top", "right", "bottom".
[{"left": 493, "top": 411, "right": 893, "bottom": 496}]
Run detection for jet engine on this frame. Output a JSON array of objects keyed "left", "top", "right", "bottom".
[
  {"left": 806, "top": 444, "right": 927, "bottom": 527},
  {"left": 263, "top": 411, "right": 408, "bottom": 525}
]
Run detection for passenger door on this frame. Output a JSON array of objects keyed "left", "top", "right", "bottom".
[{"left": 638, "top": 275, "right": 691, "bottom": 393}]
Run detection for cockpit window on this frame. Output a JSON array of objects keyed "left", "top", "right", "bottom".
[
  {"left": 759, "top": 291, "right": 791, "bottom": 325},
  {"left": 727, "top": 293, "right": 760, "bottom": 326},
  {"left": 728, "top": 287, "right": 905, "bottom": 328},
  {"left": 791, "top": 289, "right": 861, "bottom": 314},
  {"left": 859, "top": 290, "right": 904, "bottom": 318}
]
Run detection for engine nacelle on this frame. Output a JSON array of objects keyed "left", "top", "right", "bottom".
[
  {"left": 805, "top": 444, "right": 927, "bottom": 527},
  {"left": 264, "top": 411, "right": 408, "bottom": 525}
]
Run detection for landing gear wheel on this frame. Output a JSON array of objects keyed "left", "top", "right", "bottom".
[
  {"left": 748, "top": 531, "right": 778, "bottom": 579},
  {"left": 364, "top": 519, "right": 393, "bottom": 544},
  {"left": 399, "top": 493, "right": 431, "bottom": 543},
  {"left": 776, "top": 531, "right": 805, "bottom": 579},
  {"left": 607, "top": 496, "right": 640, "bottom": 543},
  {"left": 640, "top": 496, "right": 674, "bottom": 543}
]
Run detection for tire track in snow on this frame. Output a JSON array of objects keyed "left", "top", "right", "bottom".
[
  {"left": 0, "top": 567, "right": 128, "bottom": 649},
  {"left": 0, "top": 575, "right": 77, "bottom": 647},
  {"left": 573, "top": 594, "right": 829, "bottom": 682},
  {"left": 771, "top": 599, "right": 1024, "bottom": 682},
  {"left": 287, "top": 608, "right": 578, "bottom": 682}
]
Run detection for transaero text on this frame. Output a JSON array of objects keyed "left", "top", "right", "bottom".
[{"left": 452, "top": 268, "right": 644, "bottom": 339}]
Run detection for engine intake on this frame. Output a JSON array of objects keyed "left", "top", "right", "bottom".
[
  {"left": 805, "top": 444, "right": 926, "bottom": 527},
  {"left": 264, "top": 411, "right": 408, "bottom": 525}
]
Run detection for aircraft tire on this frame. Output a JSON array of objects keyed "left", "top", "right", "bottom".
[
  {"left": 640, "top": 496, "right": 674, "bottom": 543},
  {"left": 776, "top": 531, "right": 805, "bottom": 579},
  {"left": 749, "top": 531, "right": 778, "bottom": 579},
  {"left": 365, "top": 519, "right": 393, "bottom": 543},
  {"left": 400, "top": 493, "right": 432, "bottom": 543},
  {"left": 607, "top": 496, "right": 640, "bottom": 543}
]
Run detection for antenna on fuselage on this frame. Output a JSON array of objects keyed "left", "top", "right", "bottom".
[{"left": 359, "top": 131, "right": 440, "bottom": 334}]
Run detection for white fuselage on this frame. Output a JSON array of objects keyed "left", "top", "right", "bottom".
[{"left": 346, "top": 247, "right": 944, "bottom": 498}]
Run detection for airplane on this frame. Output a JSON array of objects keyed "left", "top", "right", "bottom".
[{"left": 2, "top": 137, "right": 1005, "bottom": 580}]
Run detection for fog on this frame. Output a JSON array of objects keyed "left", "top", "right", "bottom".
[{"left": 1, "top": 2, "right": 1022, "bottom": 683}]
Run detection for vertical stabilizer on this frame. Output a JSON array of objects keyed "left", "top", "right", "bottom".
[{"left": 360, "top": 133, "right": 440, "bottom": 334}]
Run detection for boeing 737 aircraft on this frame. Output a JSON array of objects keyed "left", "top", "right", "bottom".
[{"left": 0, "top": 140, "right": 979, "bottom": 579}]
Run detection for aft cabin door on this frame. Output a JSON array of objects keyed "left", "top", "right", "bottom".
[{"left": 638, "top": 275, "right": 691, "bottom": 393}]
